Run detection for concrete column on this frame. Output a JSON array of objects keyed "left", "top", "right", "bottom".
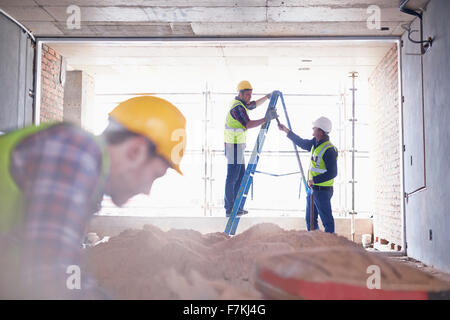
[{"left": 63, "top": 70, "right": 95, "bottom": 128}]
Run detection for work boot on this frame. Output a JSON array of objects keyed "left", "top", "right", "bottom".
[
  {"left": 238, "top": 209, "right": 248, "bottom": 215},
  {"left": 226, "top": 209, "right": 248, "bottom": 218}
]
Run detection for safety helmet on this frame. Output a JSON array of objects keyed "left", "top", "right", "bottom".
[
  {"left": 312, "top": 116, "right": 332, "bottom": 134},
  {"left": 237, "top": 80, "right": 253, "bottom": 92},
  {"left": 109, "top": 96, "right": 187, "bottom": 175}
]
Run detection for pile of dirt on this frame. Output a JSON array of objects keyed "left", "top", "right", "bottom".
[
  {"left": 83, "top": 223, "right": 358, "bottom": 299},
  {"left": 83, "top": 223, "right": 450, "bottom": 299}
]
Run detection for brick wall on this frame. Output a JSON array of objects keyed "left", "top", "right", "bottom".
[
  {"left": 368, "top": 44, "right": 402, "bottom": 250},
  {"left": 40, "top": 44, "right": 64, "bottom": 122}
]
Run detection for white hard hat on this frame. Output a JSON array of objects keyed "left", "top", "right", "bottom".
[{"left": 312, "top": 116, "right": 332, "bottom": 133}]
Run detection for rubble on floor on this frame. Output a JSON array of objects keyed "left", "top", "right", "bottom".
[{"left": 83, "top": 223, "right": 450, "bottom": 299}]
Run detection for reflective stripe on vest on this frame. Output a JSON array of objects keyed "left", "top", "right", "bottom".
[
  {"left": 224, "top": 99, "right": 249, "bottom": 144},
  {"left": 308, "top": 140, "right": 338, "bottom": 187},
  {"left": 0, "top": 123, "right": 110, "bottom": 234}
]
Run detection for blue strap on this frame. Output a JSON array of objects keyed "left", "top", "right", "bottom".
[{"left": 254, "top": 170, "right": 300, "bottom": 177}]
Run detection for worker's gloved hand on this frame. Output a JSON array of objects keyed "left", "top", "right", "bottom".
[
  {"left": 265, "top": 108, "right": 279, "bottom": 122},
  {"left": 278, "top": 123, "right": 290, "bottom": 134}
]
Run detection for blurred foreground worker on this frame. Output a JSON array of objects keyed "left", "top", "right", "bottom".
[
  {"left": 224, "top": 80, "right": 277, "bottom": 217},
  {"left": 278, "top": 117, "right": 338, "bottom": 233},
  {"left": 0, "top": 96, "right": 186, "bottom": 299}
]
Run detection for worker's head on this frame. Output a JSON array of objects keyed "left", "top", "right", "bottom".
[
  {"left": 312, "top": 117, "right": 332, "bottom": 141},
  {"left": 103, "top": 96, "right": 186, "bottom": 206},
  {"left": 237, "top": 80, "right": 253, "bottom": 104}
]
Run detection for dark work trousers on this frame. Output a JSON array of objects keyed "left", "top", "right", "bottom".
[
  {"left": 224, "top": 143, "right": 246, "bottom": 214},
  {"left": 305, "top": 188, "right": 335, "bottom": 233}
]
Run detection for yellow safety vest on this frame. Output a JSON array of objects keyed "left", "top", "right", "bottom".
[
  {"left": 308, "top": 140, "right": 338, "bottom": 187},
  {"left": 0, "top": 123, "right": 109, "bottom": 298},
  {"left": 0, "top": 122, "right": 109, "bottom": 234},
  {"left": 224, "top": 99, "right": 249, "bottom": 144}
]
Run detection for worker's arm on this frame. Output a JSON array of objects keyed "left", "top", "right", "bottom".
[
  {"left": 247, "top": 92, "right": 273, "bottom": 110},
  {"left": 246, "top": 108, "right": 278, "bottom": 129},
  {"left": 10, "top": 124, "right": 108, "bottom": 299},
  {"left": 230, "top": 104, "right": 275, "bottom": 130},
  {"left": 246, "top": 118, "right": 266, "bottom": 129},
  {"left": 278, "top": 123, "right": 314, "bottom": 151},
  {"left": 312, "top": 147, "right": 338, "bottom": 184},
  {"left": 230, "top": 105, "right": 264, "bottom": 129}
]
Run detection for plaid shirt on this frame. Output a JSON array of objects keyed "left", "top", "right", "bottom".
[
  {"left": 9, "top": 123, "right": 108, "bottom": 298},
  {"left": 229, "top": 97, "right": 256, "bottom": 128}
]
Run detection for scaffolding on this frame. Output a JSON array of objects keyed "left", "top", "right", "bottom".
[{"left": 96, "top": 84, "right": 371, "bottom": 221}]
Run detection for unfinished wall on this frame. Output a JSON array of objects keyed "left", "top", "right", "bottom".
[
  {"left": 369, "top": 44, "right": 402, "bottom": 250},
  {"left": 401, "top": 0, "right": 450, "bottom": 273},
  {"left": 40, "top": 44, "right": 64, "bottom": 123}
]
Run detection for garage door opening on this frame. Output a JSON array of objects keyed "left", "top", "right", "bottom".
[{"left": 35, "top": 38, "right": 402, "bottom": 244}]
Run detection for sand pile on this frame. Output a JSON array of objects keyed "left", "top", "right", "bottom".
[
  {"left": 83, "top": 223, "right": 359, "bottom": 299},
  {"left": 84, "top": 223, "right": 450, "bottom": 299}
]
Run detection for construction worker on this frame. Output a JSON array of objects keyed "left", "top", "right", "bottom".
[
  {"left": 224, "top": 80, "right": 277, "bottom": 217},
  {"left": 278, "top": 117, "right": 338, "bottom": 233},
  {"left": 0, "top": 96, "right": 186, "bottom": 299}
]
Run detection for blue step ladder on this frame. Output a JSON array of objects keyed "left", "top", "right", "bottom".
[{"left": 224, "top": 91, "right": 310, "bottom": 235}]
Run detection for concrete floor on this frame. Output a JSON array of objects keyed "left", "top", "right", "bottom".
[{"left": 368, "top": 250, "right": 450, "bottom": 285}]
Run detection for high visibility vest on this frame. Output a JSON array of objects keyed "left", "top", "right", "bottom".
[
  {"left": 0, "top": 122, "right": 110, "bottom": 234},
  {"left": 0, "top": 123, "right": 110, "bottom": 298},
  {"left": 308, "top": 140, "right": 338, "bottom": 187},
  {"left": 224, "top": 99, "right": 249, "bottom": 144}
]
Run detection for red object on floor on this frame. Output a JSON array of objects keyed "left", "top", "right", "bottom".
[{"left": 259, "top": 269, "right": 430, "bottom": 300}]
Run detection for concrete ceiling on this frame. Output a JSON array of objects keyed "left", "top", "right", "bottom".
[
  {"left": 0, "top": 0, "right": 430, "bottom": 37},
  {"left": 47, "top": 40, "right": 394, "bottom": 96}
]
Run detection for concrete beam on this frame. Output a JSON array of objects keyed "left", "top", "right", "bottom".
[
  {"left": 44, "top": 6, "right": 268, "bottom": 23},
  {"left": 192, "top": 21, "right": 406, "bottom": 37},
  {"left": 268, "top": 7, "right": 412, "bottom": 22},
  {"left": 53, "top": 22, "right": 174, "bottom": 37},
  {"left": 33, "top": 0, "right": 267, "bottom": 6},
  {"left": 1, "top": 6, "right": 55, "bottom": 22},
  {"left": 268, "top": 0, "right": 429, "bottom": 8}
]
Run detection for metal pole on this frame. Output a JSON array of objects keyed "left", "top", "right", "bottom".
[
  {"left": 203, "top": 82, "right": 208, "bottom": 217},
  {"left": 349, "top": 72, "right": 359, "bottom": 242},
  {"left": 208, "top": 89, "right": 214, "bottom": 217},
  {"left": 338, "top": 98, "right": 343, "bottom": 216}
]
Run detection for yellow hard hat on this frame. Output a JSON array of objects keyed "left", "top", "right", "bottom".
[
  {"left": 109, "top": 96, "right": 187, "bottom": 175},
  {"left": 237, "top": 80, "right": 253, "bottom": 92}
]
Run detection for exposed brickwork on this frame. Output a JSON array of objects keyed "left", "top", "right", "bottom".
[
  {"left": 40, "top": 44, "right": 64, "bottom": 122},
  {"left": 369, "top": 44, "right": 402, "bottom": 247}
]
